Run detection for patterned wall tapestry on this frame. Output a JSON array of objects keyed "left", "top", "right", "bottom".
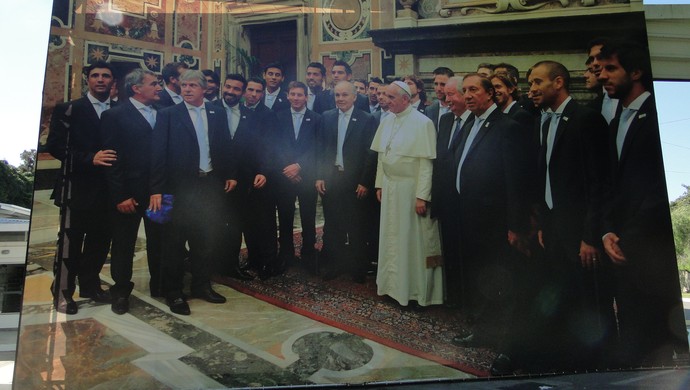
[{"left": 84, "top": 0, "right": 166, "bottom": 44}]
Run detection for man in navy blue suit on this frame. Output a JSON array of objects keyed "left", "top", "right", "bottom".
[
  {"left": 272, "top": 81, "right": 322, "bottom": 269},
  {"left": 47, "top": 61, "right": 117, "bottom": 314},
  {"left": 150, "top": 70, "right": 235, "bottom": 315},
  {"left": 101, "top": 68, "right": 165, "bottom": 314}
]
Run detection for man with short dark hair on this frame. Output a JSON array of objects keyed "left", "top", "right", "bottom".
[
  {"left": 202, "top": 69, "right": 220, "bottom": 102},
  {"left": 588, "top": 38, "right": 619, "bottom": 124},
  {"left": 476, "top": 63, "right": 494, "bottom": 78},
  {"left": 261, "top": 62, "right": 290, "bottom": 111},
  {"left": 244, "top": 77, "right": 267, "bottom": 112},
  {"left": 101, "top": 68, "right": 164, "bottom": 314},
  {"left": 150, "top": 70, "right": 235, "bottom": 315},
  {"left": 313, "top": 60, "right": 370, "bottom": 114},
  {"left": 305, "top": 62, "right": 326, "bottom": 110},
  {"left": 367, "top": 77, "right": 382, "bottom": 113},
  {"left": 47, "top": 60, "right": 117, "bottom": 314},
  {"left": 598, "top": 40, "right": 689, "bottom": 367},
  {"left": 273, "top": 81, "right": 322, "bottom": 269},
  {"left": 155, "top": 62, "right": 188, "bottom": 109},
  {"left": 353, "top": 79, "right": 367, "bottom": 96},
  {"left": 425, "top": 67, "right": 454, "bottom": 130}
]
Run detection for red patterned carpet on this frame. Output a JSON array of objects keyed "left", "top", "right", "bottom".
[{"left": 214, "top": 229, "right": 495, "bottom": 377}]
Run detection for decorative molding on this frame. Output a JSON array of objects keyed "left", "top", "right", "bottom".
[
  {"left": 84, "top": 41, "right": 164, "bottom": 72},
  {"left": 321, "top": 0, "right": 372, "bottom": 43}
]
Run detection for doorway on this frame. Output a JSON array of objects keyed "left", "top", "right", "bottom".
[{"left": 245, "top": 20, "right": 297, "bottom": 83}]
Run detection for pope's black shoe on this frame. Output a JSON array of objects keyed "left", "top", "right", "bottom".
[{"left": 111, "top": 297, "right": 130, "bottom": 315}]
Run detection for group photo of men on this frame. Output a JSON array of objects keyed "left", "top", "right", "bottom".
[{"left": 46, "top": 33, "right": 688, "bottom": 377}]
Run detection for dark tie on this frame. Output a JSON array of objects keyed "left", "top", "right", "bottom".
[{"left": 448, "top": 118, "right": 462, "bottom": 150}]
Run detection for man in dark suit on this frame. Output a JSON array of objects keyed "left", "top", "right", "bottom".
[
  {"left": 202, "top": 69, "right": 220, "bottom": 102},
  {"left": 587, "top": 38, "right": 619, "bottom": 124},
  {"left": 316, "top": 81, "right": 377, "bottom": 283},
  {"left": 490, "top": 74, "right": 534, "bottom": 131},
  {"left": 313, "top": 60, "right": 370, "bottom": 114},
  {"left": 150, "top": 70, "right": 235, "bottom": 315},
  {"left": 451, "top": 74, "right": 532, "bottom": 347},
  {"left": 101, "top": 69, "right": 164, "bottom": 314},
  {"left": 218, "top": 74, "right": 277, "bottom": 280},
  {"left": 598, "top": 40, "right": 689, "bottom": 367},
  {"left": 261, "top": 62, "right": 290, "bottom": 112},
  {"left": 367, "top": 77, "right": 382, "bottom": 113},
  {"left": 431, "top": 76, "right": 472, "bottom": 308},
  {"left": 305, "top": 62, "right": 326, "bottom": 111},
  {"left": 273, "top": 81, "right": 321, "bottom": 269},
  {"left": 526, "top": 60, "right": 615, "bottom": 371},
  {"left": 154, "top": 62, "right": 188, "bottom": 110},
  {"left": 47, "top": 61, "right": 117, "bottom": 314},
  {"left": 425, "top": 67, "right": 454, "bottom": 130},
  {"left": 403, "top": 75, "right": 427, "bottom": 113},
  {"left": 243, "top": 77, "right": 267, "bottom": 112}
]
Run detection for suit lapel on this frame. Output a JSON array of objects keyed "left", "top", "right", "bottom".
[
  {"left": 552, "top": 100, "right": 576, "bottom": 156},
  {"left": 464, "top": 110, "right": 496, "bottom": 157},
  {"left": 619, "top": 99, "right": 651, "bottom": 166},
  {"left": 343, "top": 109, "right": 359, "bottom": 145},
  {"left": 125, "top": 100, "right": 153, "bottom": 130},
  {"left": 296, "top": 111, "right": 313, "bottom": 145}
]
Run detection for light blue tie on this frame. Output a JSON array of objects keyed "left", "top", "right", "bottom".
[
  {"left": 336, "top": 112, "right": 347, "bottom": 169},
  {"left": 456, "top": 117, "right": 484, "bottom": 193},
  {"left": 616, "top": 107, "right": 636, "bottom": 160},
  {"left": 95, "top": 101, "right": 108, "bottom": 118},
  {"left": 226, "top": 106, "right": 234, "bottom": 138},
  {"left": 142, "top": 106, "right": 156, "bottom": 128},
  {"left": 193, "top": 106, "right": 211, "bottom": 172},
  {"left": 544, "top": 113, "right": 561, "bottom": 209},
  {"left": 293, "top": 112, "right": 303, "bottom": 139}
]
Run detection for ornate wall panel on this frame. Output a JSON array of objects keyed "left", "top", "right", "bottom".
[
  {"left": 321, "top": 0, "right": 372, "bottom": 43},
  {"left": 174, "top": 0, "right": 201, "bottom": 50},
  {"left": 84, "top": 0, "right": 166, "bottom": 44},
  {"left": 321, "top": 51, "right": 372, "bottom": 81}
]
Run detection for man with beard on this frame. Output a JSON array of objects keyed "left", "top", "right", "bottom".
[
  {"left": 219, "top": 74, "right": 278, "bottom": 280},
  {"left": 491, "top": 74, "right": 533, "bottom": 130},
  {"left": 372, "top": 83, "right": 392, "bottom": 124},
  {"left": 425, "top": 67, "right": 454, "bottom": 130},
  {"left": 367, "top": 77, "right": 382, "bottom": 113},
  {"left": 155, "top": 62, "right": 188, "bottom": 109},
  {"left": 598, "top": 40, "right": 689, "bottom": 367},
  {"left": 305, "top": 62, "right": 326, "bottom": 110}
]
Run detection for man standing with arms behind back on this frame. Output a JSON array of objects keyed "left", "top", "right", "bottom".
[
  {"left": 47, "top": 60, "right": 117, "bottom": 314},
  {"left": 598, "top": 40, "right": 689, "bottom": 367}
]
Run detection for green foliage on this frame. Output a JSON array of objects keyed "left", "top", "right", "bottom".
[
  {"left": 0, "top": 159, "right": 33, "bottom": 208},
  {"left": 670, "top": 185, "right": 690, "bottom": 272},
  {"left": 18, "top": 149, "right": 36, "bottom": 176},
  {"left": 226, "top": 42, "right": 261, "bottom": 79}
]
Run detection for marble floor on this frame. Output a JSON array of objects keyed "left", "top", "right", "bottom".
[{"left": 14, "top": 191, "right": 474, "bottom": 389}]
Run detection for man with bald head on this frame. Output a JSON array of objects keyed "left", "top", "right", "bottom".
[
  {"left": 316, "top": 81, "right": 377, "bottom": 283},
  {"left": 371, "top": 81, "right": 442, "bottom": 307}
]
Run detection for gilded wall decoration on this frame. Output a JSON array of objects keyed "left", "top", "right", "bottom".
[
  {"left": 174, "top": 0, "right": 201, "bottom": 50},
  {"left": 322, "top": 51, "right": 371, "bottom": 81},
  {"left": 322, "top": 0, "right": 372, "bottom": 42},
  {"left": 84, "top": 0, "right": 165, "bottom": 44},
  {"left": 84, "top": 41, "right": 163, "bottom": 72},
  {"left": 174, "top": 53, "right": 200, "bottom": 70},
  {"left": 51, "top": 0, "right": 73, "bottom": 28}
]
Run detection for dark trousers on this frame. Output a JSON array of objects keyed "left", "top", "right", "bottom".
[
  {"left": 225, "top": 184, "right": 278, "bottom": 271},
  {"left": 163, "top": 175, "right": 225, "bottom": 298},
  {"left": 321, "top": 169, "right": 368, "bottom": 275},
  {"left": 109, "top": 205, "right": 163, "bottom": 297},
  {"left": 275, "top": 179, "right": 318, "bottom": 257},
  {"left": 62, "top": 208, "right": 111, "bottom": 295}
]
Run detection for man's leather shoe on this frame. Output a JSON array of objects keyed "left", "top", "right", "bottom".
[
  {"left": 56, "top": 294, "right": 78, "bottom": 315},
  {"left": 166, "top": 297, "right": 191, "bottom": 315},
  {"left": 258, "top": 266, "right": 272, "bottom": 281},
  {"left": 451, "top": 332, "right": 490, "bottom": 348},
  {"left": 191, "top": 287, "right": 226, "bottom": 304},
  {"left": 111, "top": 297, "right": 129, "bottom": 315},
  {"left": 81, "top": 288, "right": 112, "bottom": 303},
  {"left": 490, "top": 354, "right": 515, "bottom": 376},
  {"left": 228, "top": 267, "right": 254, "bottom": 281}
]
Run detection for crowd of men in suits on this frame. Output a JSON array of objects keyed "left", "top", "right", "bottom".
[{"left": 47, "top": 37, "right": 687, "bottom": 375}]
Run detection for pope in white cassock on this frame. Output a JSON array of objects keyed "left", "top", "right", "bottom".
[{"left": 371, "top": 81, "right": 443, "bottom": 307}]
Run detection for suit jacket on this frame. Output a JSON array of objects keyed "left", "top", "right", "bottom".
[
  {"left": 313, "top": 89, "right": 370, "bottom": 115},
  {"left": 316, "top": 108, "right": 377, "bottom": 190},
  {"left": 153, "top": 89, "right": 177, "bottom": 110},
  {"left": 424, "top": 100, "right": 451, "bottom": 132},
  {"left": 150, "top": 102, "right": 233, "bottom": 199},
  {"left": 537, "top": 99, "right": 609, "bottom": 246},
  {"left": 506, "top": 103, "right": 536, "bottom": 131},
  {"left": 261, "top": 89, "right": 290, "bottom": 112},
  {"left": 273, "top": 109, "right": 322, "bottom": 184},
  {"left": 603, "top": 96, "right": 673, "bottom": 256},
  {"left": 216, "top": 101, "right": 275, "bottom": 191},
  {"left": 431, "top": 111, "right": 473, "bottom": 219},
  {"left": 455, "top": 107, "right": 531, "bottom": 245},
  {"left": 47, "top": 96, "right": 115, "bottom": 210},
  {"left": 100, "top": 99, "right": 156, "bottom": 208}
]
